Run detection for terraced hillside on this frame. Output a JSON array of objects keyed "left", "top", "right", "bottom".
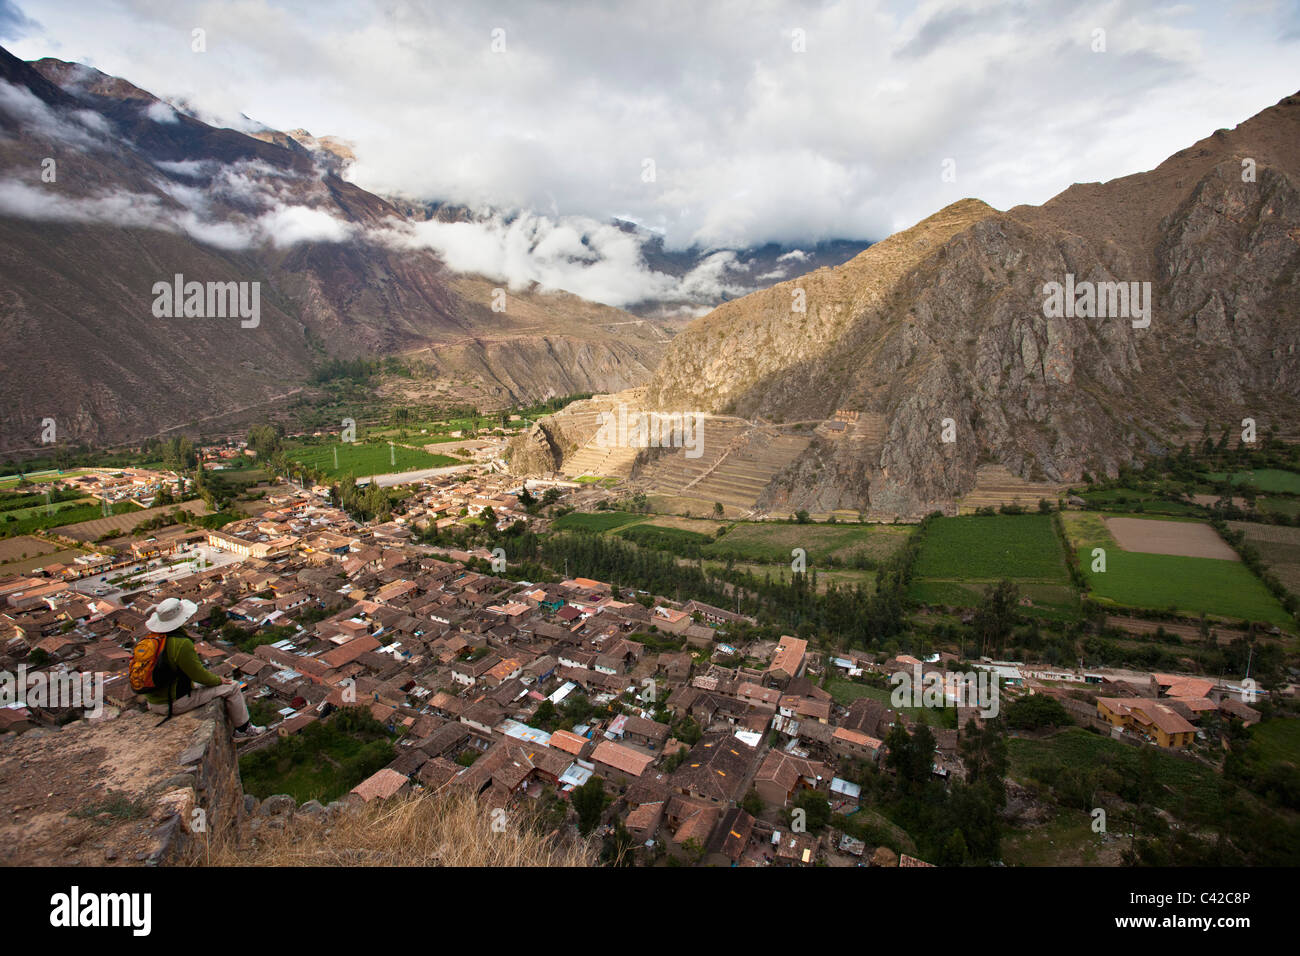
[
  {"left": 554, "top": 391, "right": 660, "bottom": 479},
  {"left": 508, "top": 392, "right": 815, "bottom": 508},
  {"left": 629, "top": 422, "right": 813, "bottom": 514},
  {"left": 627, "top": 417, "right": 750, "bottom": 496},
  {"left": 562, "top": 443, "right": 642, "bottom": 480},
  {"left": 956, "top": 465, "right": 1067, "bottom": 514},
  {"left": 506, "top": 393, "right": 643, "bottom": 477}
]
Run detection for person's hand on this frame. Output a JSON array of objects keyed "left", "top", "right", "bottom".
[{"left": 221, "top": 677, "right": 234, "bottom": 685}]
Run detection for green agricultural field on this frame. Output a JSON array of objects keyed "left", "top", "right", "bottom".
[
  {"left": 238, "top": 708, "right": 396, "bottom": 804},
  {"left": 1258, "top": 497, "right": 1300, "bottom": 517},
  {"left": 551, "top": 511, "right": 645, "bottom": 533},
  {"left": 617, "top": 523, "right": 711, "bottom": 551},
  {"left": 0, "top": 468, "right": 95, "bottom": 489},
  {"left": 909, "top": 514, "right": 1075, "bottom": 609},
  {"left": 1243, "top": 718, "right": 1300, "bottom": 768},
  {"left": 697, "top": 559, "right": 877, "bottom": 594},
  {"left": 1059, "top": 510, "right": 1115, "bottom": 551},
  {"left": 1079, "top": 546, "right": 1292, "bottom": 627},
  {"left": 286, "top": 441, "right": 457, "bottom": 480},
  {"left": 640, "top": 515, "right": 730, "bottom": 536},
  {"left": 0, "top": 496, "right": 94, "bottom": 521},
  {"left": 825, "top": 677, "right": 893, "bottom": 706},
  {"left": 206, "top": 466, "right": 267, "bottom": 482},
  {"left": 914, "top": 515, "right": 1068, "bottom": 580},
  {"left": 1001, "top": 810, "right": 1121, "bottom": 866},
  {"left": 1009, "top": 728, "right": 1225, "bottom": 823},
  {"left": 909, "top": 579, "right": 983, "bottom": 606},
  {"left": 1206, "top": 469, "right": 1300, "bottom": 494},
  {"left": 702, "top": 521, "right": 912, "bottom": 566},
  {"left": 0, "top": 499, "right": 138, "bottom": 538}
]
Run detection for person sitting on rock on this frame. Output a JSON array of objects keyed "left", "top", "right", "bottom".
[{"left": 136, "top": 597, "right": 265, "bottom": 738}]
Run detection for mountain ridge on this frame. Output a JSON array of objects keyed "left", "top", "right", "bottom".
[
  {"left": 513, "top": 91, "right": 1300, "bottom": 515},
  {"left": 0, "top": 47, "right": 668, "bottom": 450}
]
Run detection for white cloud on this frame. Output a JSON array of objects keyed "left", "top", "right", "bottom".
[
  {"left": 0, "top": 157, "right": 357, "bottom": 251},
  {"left": 0, "top": 79, "right": 103, "bottom": 147},
  {"left": 375, "top": 210, "right": 677, "bottom": 307},
  {"left": 0, "top": 177, "right": 166, "bottom": 226},
  {"left": 10, "top": 0, "right": 1297, "bottom": 252},
  {"left": 258, "top": 203, "right": 354, "bottom": 247},
  {"left": 3, "top": 0, "right": 1298, "bottom": 309},
  {"left": 152, "top": 158, "right": 206, "bottom": 177},
  {"left": 145, "top": 99, "right": 177, "bottom": 123},
  {"left": 369, "top": 208, "right": 780, "bottom": 308}
]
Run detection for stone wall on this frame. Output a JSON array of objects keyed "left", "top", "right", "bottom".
[
  {"left": 0, "top": 701, "right": 244, "bottom": 865},
  {"left": 157, "top": 701, "right": 246, "bottom": 863}
]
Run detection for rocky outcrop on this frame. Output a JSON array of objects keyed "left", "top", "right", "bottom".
[
  {"left": 506, "top": 422, "right": 565, "bottom": 475},
  {"left": 504, "top": 393, "right": 648, "bottom": 476},
  {"left": 0, "top": 702, "right": 243, "bottom": 865}
]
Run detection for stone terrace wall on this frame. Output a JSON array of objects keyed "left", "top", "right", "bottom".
[{"left": 0, "top": 702, "right": 244, "bottom": 865}]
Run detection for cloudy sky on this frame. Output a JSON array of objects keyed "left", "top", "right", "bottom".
[{"left": 3, "top": 0, "right": 1298, "bottom": 255}]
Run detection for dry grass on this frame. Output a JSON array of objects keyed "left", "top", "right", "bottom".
[{"left": 197, "top": 789, "right": 597, "bottom": 867}]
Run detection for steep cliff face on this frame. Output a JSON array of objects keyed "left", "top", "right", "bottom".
[{"left": 635, "top": 93, "right": 1300, "bottom": 514}]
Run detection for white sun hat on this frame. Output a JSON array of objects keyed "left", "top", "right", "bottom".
[{"left": 145, "top": 597, "right": 199, "bottom": 633}]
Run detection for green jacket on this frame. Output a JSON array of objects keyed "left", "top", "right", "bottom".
[{"left": 143, "top": 633, "right": 222, "bottom": 705}]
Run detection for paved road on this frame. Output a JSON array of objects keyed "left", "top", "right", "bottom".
[{"left": 356, "top": 464, "right": 477, "bottom": 487}]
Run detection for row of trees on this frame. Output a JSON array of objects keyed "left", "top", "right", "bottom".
[{"left": 494, "top": 525, "right": 920, "bottom": 652}]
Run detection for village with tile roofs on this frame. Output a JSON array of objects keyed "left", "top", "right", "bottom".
[{"left": 0, "top": 444, "right": 1277, "bottom": 869}]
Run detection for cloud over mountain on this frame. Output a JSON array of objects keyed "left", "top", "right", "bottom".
[{"left": 6, "top": 0, "right": 1297, "bottom": 253}]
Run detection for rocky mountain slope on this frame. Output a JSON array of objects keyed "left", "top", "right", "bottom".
[
  {"left": 612, "top": 92, "right": 1300, "bottom": 514},
  {"left": 0, "top": 48, "right": 667, "bottom": 451}
]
